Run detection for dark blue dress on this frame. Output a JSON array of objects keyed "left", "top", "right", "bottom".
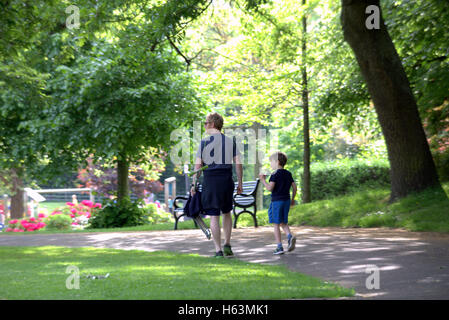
[{"left": 196, "top": 133, "right": 240, "bottom": 215}]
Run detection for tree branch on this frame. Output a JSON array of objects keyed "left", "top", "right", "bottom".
[
  {"left": 167, "top": 36, "right": 191, "bottom": 66},
  {"left": 411, "top": 55, "right": 447, "bottom": 69}
]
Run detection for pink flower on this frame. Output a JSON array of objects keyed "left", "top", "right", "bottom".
[
  {"left": 70, "top": 214, "right": 75, "bottom": 218},
  {"left": 6, "top": 228, "right": 12, "bottom": 232},
  {"left": 37, "top": 222, "right": 46, "bottom": 229},
  {"left": 29, "top": 217, "right": 36, "bottom": 222},
  {"left": 81, "top": 200, "right": 93, "bottom": 208},
  {"left": 86, "top": 213, "right": 91, "bottom": 218},
  {"left": 9, "top": 219, "right": 18, "bottom": 224},
  {"left": 38, "top": 213, "right": 46, "bottom": 218},
  {"left": 94, "top": 203, "right": 102, "bottom": 208},
  {"left": 13, "top": 229, "right": 20, "bottom": 232},
  {"left": 21, "top": 219, "right": 28, "bottom": 224},
  {"left": 66, "top": 202, "right": 75, "bottom": 206},
  {"left": 71, "top": 222, "right": 78, "bottom": 225},
  {"left": 51, "top": 211, "right": 61, "bottom": 216},
  {"left": 17, "top": 229, "right": 24, "bottom": 232},
  {"left": 70, "top": 208, "right": 77, "bottom": 214}
]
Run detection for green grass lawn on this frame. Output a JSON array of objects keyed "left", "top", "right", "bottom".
[
  {"left": 37, "top": 202, "right": 67, "bottom": 213},
  {"left": 0, "top": 246, "right": 354, "bottom": 300}
]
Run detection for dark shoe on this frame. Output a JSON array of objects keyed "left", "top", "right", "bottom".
[
  {"left": 223, "top": 244, "right": 234, "bottom": 257},
  {"left": 214, "top": 251, "right": 224, "bottom": 258},
  {"left": 273, "top": 247, "right": 284, "bottom": 255},
  {"left": 288, "top": 236, "right": 296, "bottom": 252}
]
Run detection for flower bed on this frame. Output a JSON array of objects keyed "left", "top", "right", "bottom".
[
  {"left": 6, "top": 215, "right": 47, "bottom": 232},
  {"left": 63, "top": 200, "right": 101, "bottom": 230},
  {"left": 5, "top": 200, "right": 102, "bottom": 232}
]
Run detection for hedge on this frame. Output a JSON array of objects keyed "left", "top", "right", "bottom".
[{"left": 297, "top": 159, "right": 390, "bottom": 201}]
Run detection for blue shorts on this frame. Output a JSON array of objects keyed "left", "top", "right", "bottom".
[{"left": 268, "top": 200, "right": 291, "bottom": 224}]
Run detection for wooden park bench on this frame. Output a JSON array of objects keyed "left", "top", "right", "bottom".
[{"left": 173, "top": 179, "right": 260, "bottom": 230}]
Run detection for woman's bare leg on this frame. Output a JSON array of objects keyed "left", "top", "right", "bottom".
[
  {"left": 210, "top": 215, "right": 222, "bottom": 252},
  {"left": 222, "top": 212, "right": 232, "bottom": 246}
]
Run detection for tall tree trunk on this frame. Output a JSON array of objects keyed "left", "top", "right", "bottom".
[
  {"left": 301, "top": 0, "right": 311, "bottom": 204},
  {"left": 117, "top": 153, "right": 130, "bottom": 201},
  {"left": 253, "top": 122, "right": 264, "bottom": 210},
  {"left": 341, "top": 0, "right": 443, "bottom": 201},
  {"left": 10, "top": 168, "right": 25, "bottom": 219}
]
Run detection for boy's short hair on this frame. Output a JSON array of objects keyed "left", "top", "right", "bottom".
[
  {"left": 269, "top": 151, "right": 288, "bottom": 167},
  {"left": 206, "top": 112, "right": 224, "bottom": 131}
]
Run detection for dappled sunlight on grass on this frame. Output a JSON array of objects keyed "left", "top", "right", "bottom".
[{"left": 0, "top": 246, "right": 354, "bottom": 300}]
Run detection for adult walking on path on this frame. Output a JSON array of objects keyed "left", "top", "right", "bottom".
[{"left": 191, "top": 112, "right": 243, "bottom": 257}]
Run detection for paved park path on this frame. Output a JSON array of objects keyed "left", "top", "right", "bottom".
[{"left": 1, "top": 226, "right": 449, "bottom": 299}]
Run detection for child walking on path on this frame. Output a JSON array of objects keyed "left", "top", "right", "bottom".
[{"left": 259, "top": 151, "right": 298, "bottom": 255}]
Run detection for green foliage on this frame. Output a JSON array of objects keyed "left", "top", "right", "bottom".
[
  {"left": 144, "top": 203, "right": 174, "bottom": 224},
  {"left": 49, "top": 36, "right": 203, "bottom": 161},
  {"left": 88, "top": 197, "right": 147, "bottom": 229},
  {"left": 298, "top": 159, "right": 390, "bottom": 201},
  {"left": 45, "top": 214, "right": 73, "bottom": 231},
  {"left": 434, "top": 149, "right": 449, "bottom": 182},
  {"left": 2, "top": 0, "right": 448, "bottom": 203},
  {"left": 289, "top": 182, "right": 449, "bottom": 232},
  {"left": 424, "top": 101, "right": 449, "bottom": 181},
  {"left": 183, "top": 0, "right": 387, "bottom": 186},
  {"left": 383, "top": 0, "right": 449, "bottom": 115},
  {"left": 1, "top": 0, "right": 210, "bottom": 189}
]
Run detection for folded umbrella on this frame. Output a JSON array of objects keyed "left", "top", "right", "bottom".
[{"left": 184, "top": 187, "right": 211, "bottom": 240}]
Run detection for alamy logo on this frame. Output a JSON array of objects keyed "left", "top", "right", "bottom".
[
  {"left": 169, "top": 121, "right": 280, "bottom": 169},
  {"left": 66, "top": 265, "right": 80, "bottom": 289},
  {"left": 66, "top": 5, "right": 80, "bottom": 30},
  {"left": 365, "top": 265, "right": 380, "bottom": 290},
  {"left": 366, "top": 5, "right": 380, "bottom": 30}
]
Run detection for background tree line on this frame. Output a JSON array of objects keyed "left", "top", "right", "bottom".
[{"left": 1, "top": 0, "right": 448, "bottom": 218}]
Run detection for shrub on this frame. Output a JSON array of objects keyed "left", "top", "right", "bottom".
[
  {"left": 45, "top": 214, "right": 73, "bottom": 231},
  {"left": 433, "top": 150, "right": 449, "bottom": 182},
  {"left": 88, "top": 197, "right": 147, "bottom": 229},
  {"left": 144, "top": 203, "right": 173, "bottom": 224},
  {"left": 298, "top": 158, "right": 390, "bottom": 201}
]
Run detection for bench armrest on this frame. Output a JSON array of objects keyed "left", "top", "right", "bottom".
[{"left": 174, "top": 195, "right": 188, "bottom": 209}]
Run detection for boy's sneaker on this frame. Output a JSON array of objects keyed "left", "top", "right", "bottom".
[
  {"left": 223, "top": 244, "right": 234, "bottom": 257},
  {"left": 273, "top": 247, "right": 284, "bottom": 255},
  {"left": 214, "top": 251, "right": 224, "bottom": 258},
  {"left": 287, "top": 236, "right": 296, "bottom": 252}
]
